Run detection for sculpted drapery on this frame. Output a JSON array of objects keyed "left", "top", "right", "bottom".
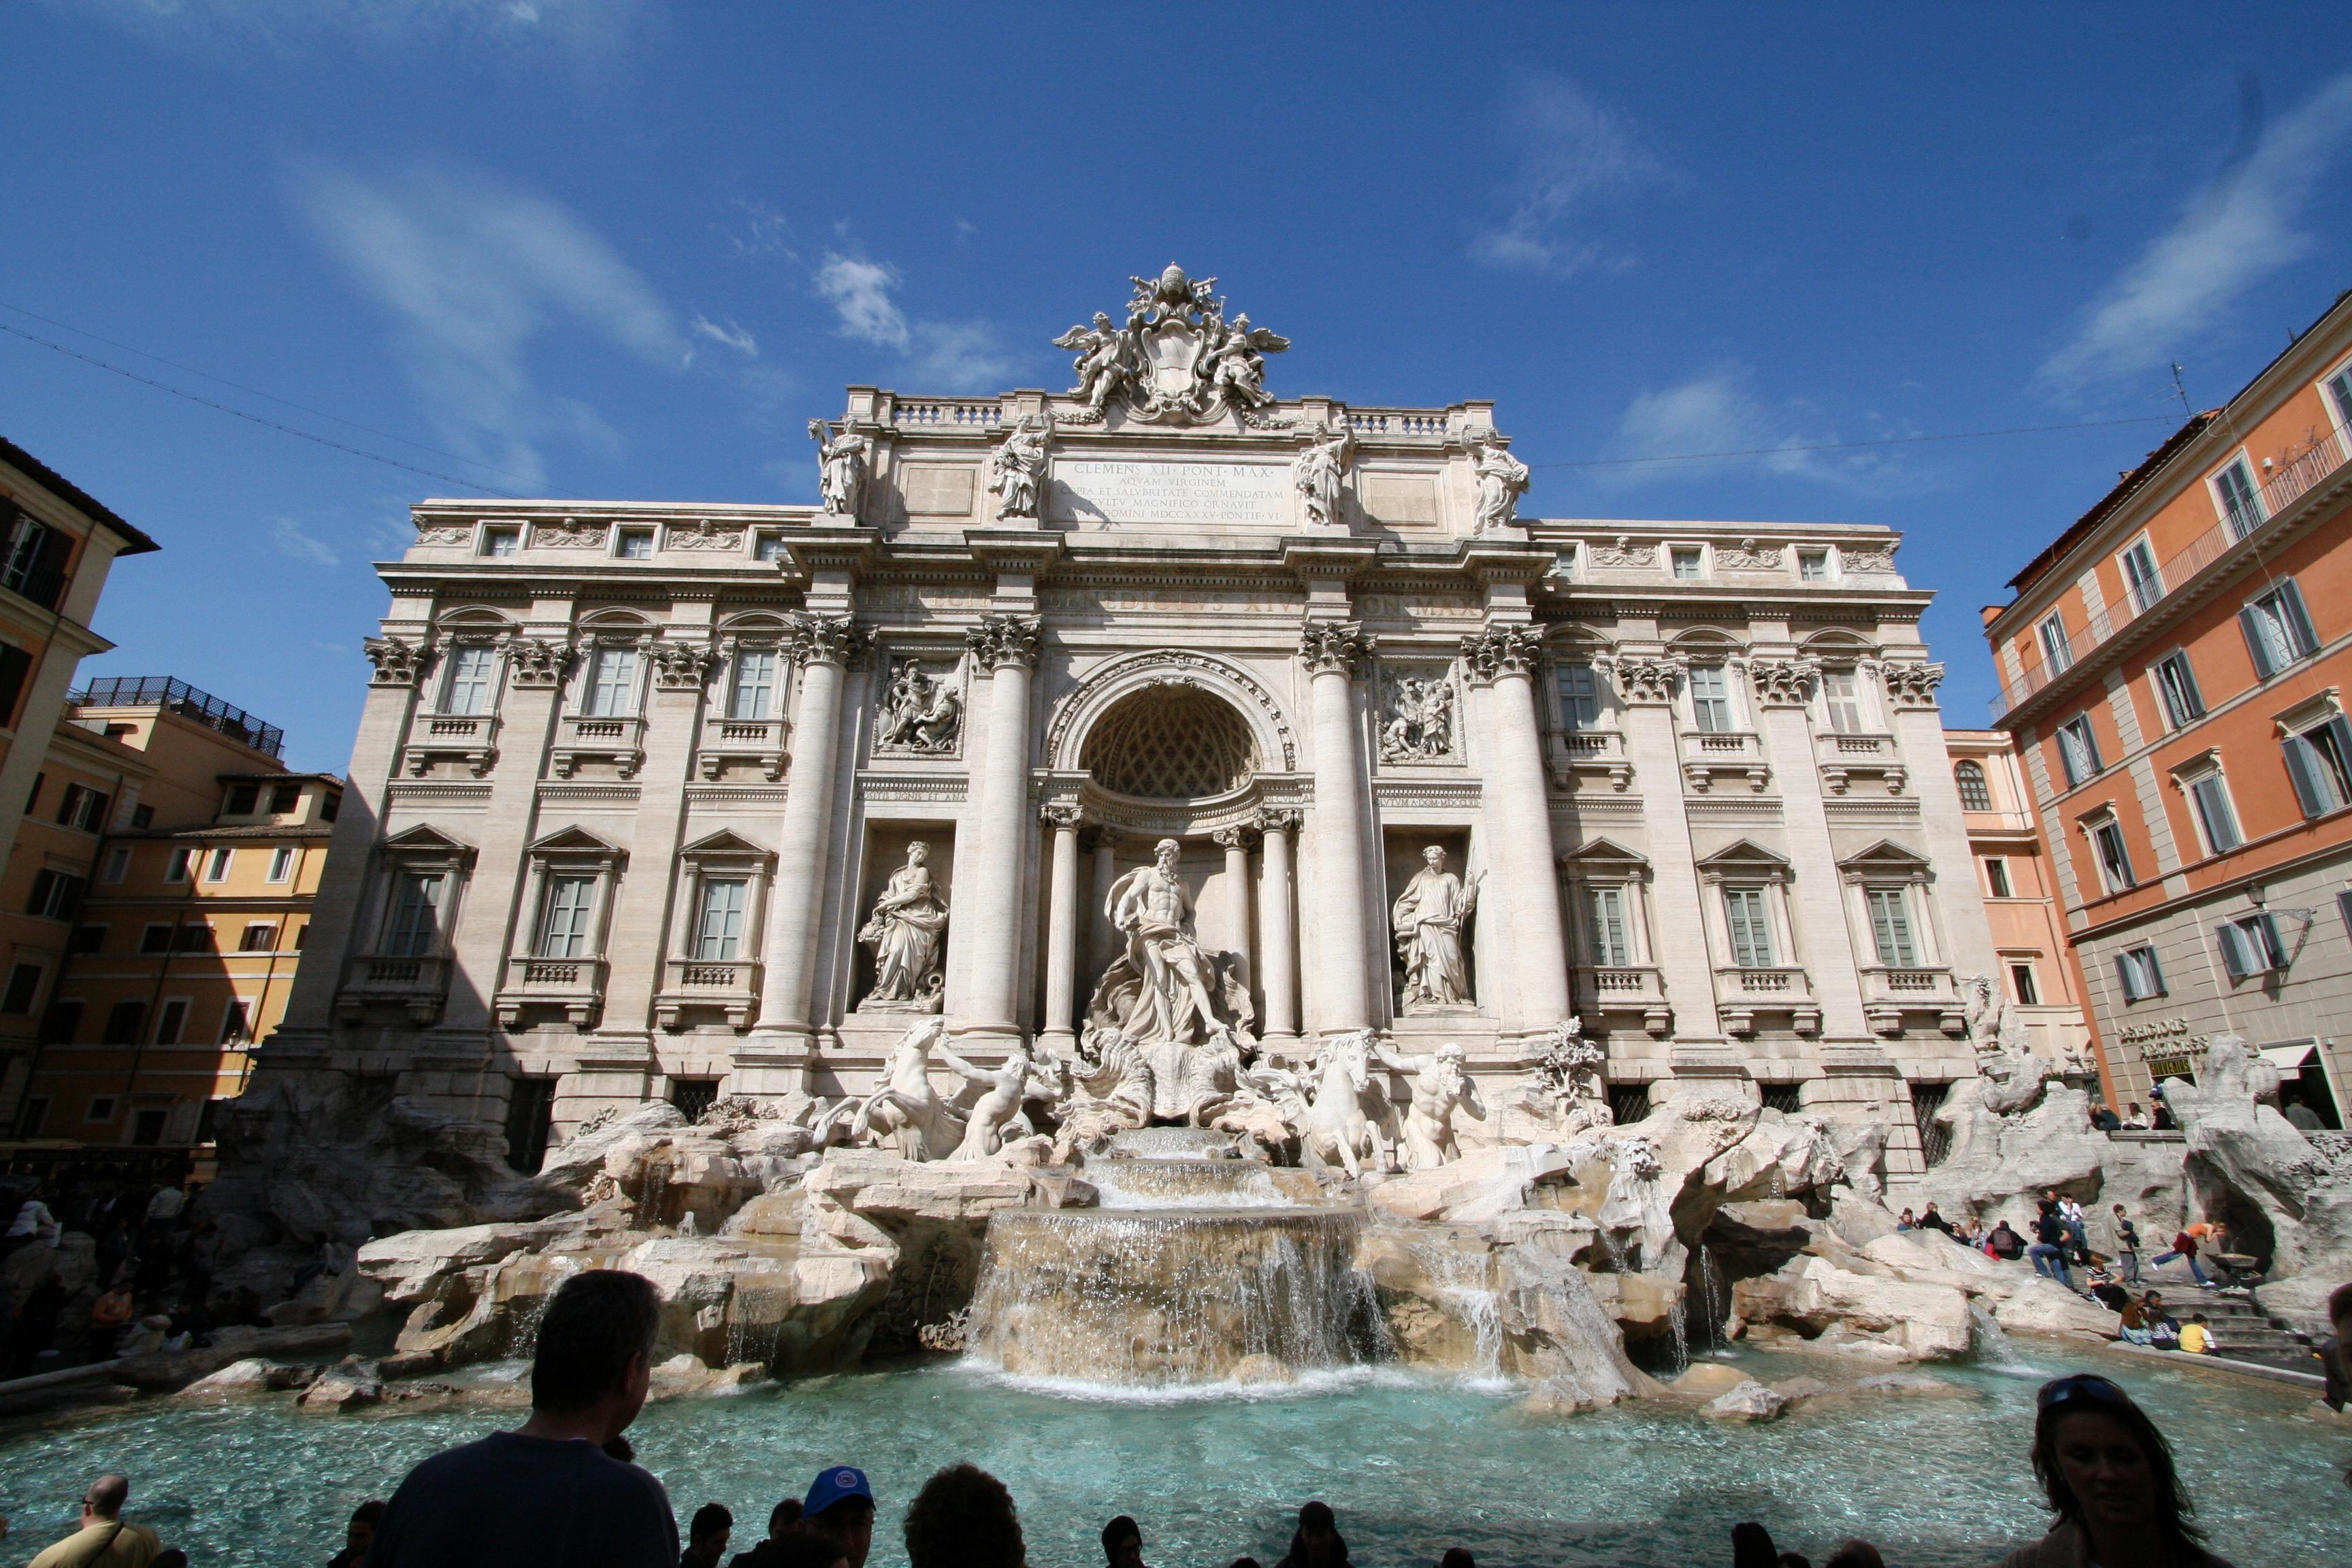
[
  {"left": 1392, "top": 845, "right": 1477, "bottom": 1009},
  {"left": 860, "top": 841, "right": 948, "bottom": 1005}
]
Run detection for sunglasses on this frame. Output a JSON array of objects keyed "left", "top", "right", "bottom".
[{"left": 2038, "top": 1373, "right": 2129, "bottom": 1410}]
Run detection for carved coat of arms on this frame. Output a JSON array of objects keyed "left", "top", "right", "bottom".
[{"left": 1054, "top": 264, "right": 1290, "bottom": 425}]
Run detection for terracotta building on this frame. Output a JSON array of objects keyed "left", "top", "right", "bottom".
[{"left": 1984, "top": 289, "right": 2352, "bottom": 1126}]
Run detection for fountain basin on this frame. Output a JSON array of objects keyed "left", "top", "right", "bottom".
[{"left": 1081, "top": 1158, "right": 1327, "bottom": 1209}]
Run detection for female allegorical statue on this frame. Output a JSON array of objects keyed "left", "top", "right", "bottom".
[{"left": 860, "top": 841, "right": 949, "bottom": 1004}]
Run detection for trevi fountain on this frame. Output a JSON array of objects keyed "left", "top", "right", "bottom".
[{"left": 4, "top": 267, "right": 2349, "bottom": 1565}]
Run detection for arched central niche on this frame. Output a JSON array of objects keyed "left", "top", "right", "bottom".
[{"left": 1081, "top": 684, "right": 1259, "bottom": 799}]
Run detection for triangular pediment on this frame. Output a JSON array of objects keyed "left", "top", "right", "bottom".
[
  {"left": 526, "top": 826, "right": 625, "bottom": 855},
  {"left": 1694, "top": 838, "right": 1791, "bottom": 872},
  {"left": 1560, "top": 835, "right": 1649, "bottom": 869},
  {"left": 679, "top": 828, "right": 773, "bottom": 863},
  {"left": 382, "top": 823, "right": 470, "bottom": 852},
  {"left": 1837, "top": 838, "right": 1933, "bottom": 872}
]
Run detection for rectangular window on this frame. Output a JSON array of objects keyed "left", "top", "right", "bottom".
[
  {"left": 69, "top": 924, "right": 104, "bottom": 954},
  {"left": 220, "top": 998, "right": 250, "bottom": 1045},
  {"left": 0, "top": 640, "right": 34, "bottom": 728},
  {"left": 584, "top": 648, "right": 638, "bottom": 717},
  {"left": 1822, "top": 670, "right": 1866, "bottom": 734},
  {"left": 291, "top": 923, "right": 306, "bottom": 952},
  {"left": 174, "top": 924, "right": 214, "bottom": 953},
  {"left": 1983, "top": 857, "right": 2012, "bottom": 898},
  {"left": 131, "top": 1109, "right": 166, "bottom": 1147},
  {"left": 102, "top": 1000, "right": 145, "bottom": 1045},
  {"left": 1955, "top": 762, "right": 1993, "bottom": 810},
  {"left": 2216, "top": 912, "right": 2288, "bottom": 979},
  {"left": 1688, "top": 666, "right": 1735, "bottom": 734},
  {"left": 86, "top": 1094, "right": 118, "bottom": 1125},
  {"left": 0, "top": 512, "right": 71, "bottom": 608},
  {"left": 131, "top": 804, "right": 153, "bottom": 828},
  {"left": 1583, "top": 885, "right": 1631, "bottom": 967},
  {"left": 2038, "top": 614, "right": 2074, "bottom": 674},
  {"left": 2118, "top": 538, "right": 2164, "bottom": 615},
  {"left": 140, "top": 923, "right": 172, "bottom": 954},
  {"left": 483, "top": 526, "right": 520, "bottom": 557},
  {"left": 442, "top": 645, "right": 497, "bottom": 715},
  {"left": 2281, "top": 712, "right": 2352, "bottom": 818},
  {"left": 1798, "top": 549, "right": 1830, "bottom": 582},
  {"left": 25, "top": 870, "right": 85, "bottom": 921},
  {"left": 100, "top": 846, "right": 131, "bottom": 884},
  {"left": 267, "top": 846, "right": 295, "bottom": 883},
  {"left": 2328, "top": 363, "right": 2352, "bottom": 429},
  {"left": 39, "top": 1000, "right": 80, "bottom": 1045},
  {"left": 1723, "top": 887, "right": 1774, "bottom": 968},
  {"left": 2153, "top": 652, "right": 2204, "bottom": 728},
  {"left": 2240, "top": 580, "right": 2319, "bottom": 679},
  {"left": 2185, "top": 772, "right": 2242, "bottom": 855},
  {"left": 538, "top": 874, "right": 598, "bottom": 958},
  {"left": 164, "top": 847, "right": 193, "bottom": 883},
  {"left": 387, "top": 872, "right": 446, "bottom": 957},
  {"left": 2213, "top": 457, "right": 2266, "bottom": 539},
  {"left": 1671, "top": 546, "right": 1703, "bottom": 580},
  {"left": 2056, "top": 715, "right": 2103, "bottom": 787},
  {"left": 204, "top": 847, "right": 233, "bottom": 883},
  {"left": 240, "top": 923, "right": 277, "bottom": 952},
  {"left": 154, "top": 998, "right": 189, "bottom": 1045},
  {"left": 615, "top": 529, "right": 654, "bottom": 559},
  {"left": 1, "top": 963, "right": 43, "bottom": 1015},
  {"left": 2008, "top": 962, "right": 2040, "bottom": 1006},
  {"left": 56, "top": 784, "right": 109, "bottom": 831},
  {"left": 729, "top": 650, "right": 779, "bottom": 721},
  {"left": 1865, "top": 887, "right": 1918, "bottom": 966},
  {"left": 2089, "top": 817, "right": 2136, "bottom": 893},
  {"left": 694, "top": 878, "right": 749, "bottom": 961},
  {"left": 1556, "top": 663, "right": 1600, "bottom": 732},
  {"left": 504, "top": 1077, "right": 557, "bottom": 1175},
  {"left": 225, "top": 781, "right": 259, "bottom": 815},
  {"left": 269, "top": 783, "right": 301, "bottom": 814},
  {"left": 753, "top": 531, "right": 787, "bottom": 563},
  {"left": 15, "top": 1096, "right": 48, "bottom": 1138},
  {"left": 320, "top": 790, "right": 340, "bottom": 821}
]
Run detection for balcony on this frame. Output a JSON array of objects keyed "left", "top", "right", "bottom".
[
  {"left": 1992, "top": 424, "right": 2351, "bottom": 720},
  {"left": 551, "top": 714, "right": 647, "bottom": 779},
  {"left": 1861, "top": 964, "right": 1965, "bottom": 1038},
  {"left": 336, "top": 954, "right": 451, "bottom": 1025},
  {"left": 402, "top": 713, "right": 500, "bottom": 777},
  {"left": 654, "top": 956, "right": 764, "bottom": 1031},
  {"left": 1573, "top": 963, "right": 1671, "bottom": 1036},
  {"left": 697, "top": 714, "right": 789, "bottom": 781},
  {"left": 1680, "top": 730, "right": 1769, "bottom": 794},
  {"left": 1549, "top": 728, "right": 1631, "bottom": 791},
  {"left": 1815, "top": 731, "right": 1907, "bottom": 796},
  {"left": 495, "top": 955, "right": 610, "bottom": 1027},
  {"left": 1712, "top": 966, "right": 1818, "bottom": 1037}
]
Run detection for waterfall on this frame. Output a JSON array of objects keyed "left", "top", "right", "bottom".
[
  {"left": 1409, "top": 1244, "right": 1505, "bottom": 1384},
  {"left": 1968, "top": 1302, "right": 2046, "bottom": 1377},
  {"left": 1696, "top": 1247, "right": 1727, "bottom": 1354}
]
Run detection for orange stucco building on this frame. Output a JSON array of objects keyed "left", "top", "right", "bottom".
[{"left": 1984, "top": 289, "right": 2352, "bottom": 1125}]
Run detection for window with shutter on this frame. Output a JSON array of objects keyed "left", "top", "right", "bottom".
[
  {"left": 387, "top": 872, "right": 446, "bottom": 956},
  {"left": 728, "top": 650, "right": 778, "bottom": 721},
  {"left": 585, "top": 649, "right": 638, "bottom": 717},
  {"left": 695, "top": 878, "right": 749, "bottom": 960},
  {"left": 538, "top": 875, "right": 598, "bottom": 958},
  {"left": 2282, "top": 715, "right": 2352, "bottom": 817},
  {"left": 1823, "top": 670, "right": 1866, "bottom": 733},
  {"left": 1689, "top": 666, "right": 1735, "bottom": 733},
  {"left": 0, "top": 640, "right": 33, "bottom": 728},
  {"left": 1584, "top": 886, "right": 1630, "bottom": 966},
  {"left": 2118, "top": 539, "right": 2163, "bottom": 615},
  {"left": 2213, "top": 459, "right": 2266, "bottom": 539},
  {"left": 2186, "top": 772, "right": 2242, "bottom": 853},
  {"left": 2153, "top": 653, "right": 2204, "bottom": 728},
  {"left": 2039, "top": 615, "right": 2074, "bottom": 673},
  {"left": 2057, "top": 717, "right": 2102, "bottom": 787},
  {"left": 1723, "top": 887, "right": 1774, "bottom": 967},
  {"left": 2115, "top": 945, "right": 2165, "bottom": 1001},
  {"left": 442, "top": 646, "right": 497, "bottom": 715},
  {"left": 1865, "top": 887, "right": 1917, "bottom": 966},
  {"left": 2242, "top": 581, "right": 2317, "bottom": 678},
  {"left": 2328, "top": 363, "right": 2352, "bottom": 429},
  {"left": 1556, "top": 663, "right": 1599, "bottom": 732}
]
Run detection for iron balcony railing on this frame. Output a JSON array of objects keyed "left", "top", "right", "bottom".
[
  {"left": 1991, "top": 425, "right": 2351, "bottom": 720},
  {"left": 70, "top": 676, "right": 285, "bottom": 757}
]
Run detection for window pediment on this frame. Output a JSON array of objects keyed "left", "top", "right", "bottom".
[
  {"left": 1837, "top": 837, "right": 1933, "bottom": 885},
  {"left": 1560, "top": 836, "right": 1650, "bottom": 878},
  {"left": 525, "top": 826, "right": 627, "bottom": 871},
  {"left": 381, "top": 823, "right": 476, "bottom": 868},
  {"left": 679, "top": 828, "right": 774, "bottom": 869}
]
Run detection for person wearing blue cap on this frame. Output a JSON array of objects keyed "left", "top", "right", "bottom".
[{"left": 801, "top": 1467, "right": 875, "bottom": 1568}]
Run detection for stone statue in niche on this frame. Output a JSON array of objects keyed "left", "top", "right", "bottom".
[
  {"left": 990, "top": 415, "right": 1051, "bottom": 521},
  {"left": 1392, "top": 845, "right": 1480, "bottom": 1011},
  {"left": 1290, "top": 429, "right": 1352, "bottom": 529},
  {"left": 875, "top": 660, "right": 962, "bottom": 754},
  {"left": 1085, "top": 838, "right": 1256, "bottom": 1121},
  {"left": 1379, "top": 675, "right": 1454, "bottom": 762},
  {"left": 1374, "top": 1039, "right": 1486, "bottom": 1169},
  {"left": 808, "top": 419, "right": 871, "bottom": 517},
  {"left": 1471, "top": 438, "right": 1531, "bottom": 532},
  {"left": 858, "top": 841, "right": 949, "bottom": 1009}
]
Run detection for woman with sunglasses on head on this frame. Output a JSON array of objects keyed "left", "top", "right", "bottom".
[{"left": 1999, "top": 1374, "right": 2232, "bottom": 1567}]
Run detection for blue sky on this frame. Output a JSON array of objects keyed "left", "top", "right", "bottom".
[{"left": 6, "top": 3, "right": 2351, "bottom": 772}]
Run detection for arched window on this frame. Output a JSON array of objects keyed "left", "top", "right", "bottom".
[
  {"left": 1081, "top": 685, "right": 1258, "bottom": 798},
  {"left": 1953, "top": 760, "right": 1992, "bottom": 811}
]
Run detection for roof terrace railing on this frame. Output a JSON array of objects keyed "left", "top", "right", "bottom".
[
  {"left": 1991, "top": 424, "right": 2351, "bottom": 721},
  {"left": 69, "top": 676, "right": 285, "bottom": 758}
]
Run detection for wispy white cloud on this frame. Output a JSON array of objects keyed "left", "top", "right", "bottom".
[
  {"left": 58, "top": 0, "right": 647, "bottom": 63},
  {"left": 909, "top": 321, "right": 1012, "bottom": 392},
  {"left": 811, "top": 248, "right": 1011, "bottom": 392},
  {"left": 814, "top": 251, "right": 911, "bottom": 349},
  {"left": 2042, "top": 71, "right": 2352, "bottom": 393},
  {"left": 1472, "top": 69, "right": 1662, "bottom": 274},
  {"left": 270, "top": 516, "right": 340, "bottom": 567},
  {"left": 722, "top": 199, "right": 796, "bottom": 262},
  {"left": 691, "top": 314, "right": 759, "bottom": 357},
  {"left": 289, "top": 159, "right": 687, "bottom": 485},
  {"left": 1607, "top": 363, "right": 1901, "bottom": 491}
]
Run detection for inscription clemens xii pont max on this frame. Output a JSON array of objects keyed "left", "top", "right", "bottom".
[{"left": 1048, "top": 459, "right": 1291, "bottom": 527}]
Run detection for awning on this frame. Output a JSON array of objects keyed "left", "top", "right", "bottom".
[{"left": 2259, "top": 1043, "right": 2318, "bottom": 1070}]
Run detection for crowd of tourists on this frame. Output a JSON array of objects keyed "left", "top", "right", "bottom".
[{"left": 12, "top": 1267, "right": 2334, "bottom": 1567}]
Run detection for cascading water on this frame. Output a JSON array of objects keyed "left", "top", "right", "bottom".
[
  {"left": 964, "top": 1128, "right": 1377, "bottom": 1386},
  {"left": 1407, "top": 1243, "right": 1505, "bottom": 1384}
]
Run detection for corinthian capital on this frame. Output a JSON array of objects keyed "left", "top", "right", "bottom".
[
  {"left": 1746, "top": 656, "right": 1821, "bottom": 708},
  {"left": 504, "top": 636, "right": 573, "bottom": 689},
  {"left": 1881, "top": 660, "right": 1946, "bottom": 710},
  {"left": 1458, "top": 625, "right": 1545, "bottom": 685},
  {"left": 1253, "top": 806, "right": 1303, "bottom": 836},
  {"left": 965, "top": 613, "right": 1043, "bottom": 672},
  {"left": 1297, "top": 619, "right": 1366, "bottom": 677},
  {"left": 1607, "top": 655, "right": 1686, "bottom": 705},
  {"left": 791, "top": 613, "right": 866, "bottom": 667},
  {"left": 362, "top": 636, "right": 431, "bottom": 687},
  {"left": 651, "top": 639, "right": 721, "bottom": 690}
]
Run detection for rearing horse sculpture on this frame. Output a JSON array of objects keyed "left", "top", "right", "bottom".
[
  {"left": 1296, "top": 1028, "right": 1389, "bottom": 1178},
  {"left": 849, "top": 1017, "right": 965, "bottom": 1160}
]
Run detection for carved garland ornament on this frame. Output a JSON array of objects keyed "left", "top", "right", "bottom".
[
  {"left": 1458, "top": 626, "right": 1545, "bottom": 685},
  {"left": 966, "top": 613, "right": 1043, "bottom": 672},
  {"left": 1298, "top": 620, "right": 1367, "bottom": 678},
  {"left": 1842, "top": 545, "right": 1898, "bottom": 573},
  {"left": 666, "top": 520, "right": 748, "bottom": 552},
  {"left": 363, "top": 636, "right": 431, "bottom": 687},
  {"left": 1607, "top": 655, "right": 1686, "bottom": 705},
  {"left": 1881, "top": 660, "right": 1946, "bottom": 709},
  {"left": 1747, "top": 656, "right": 1823, "bottom": 707},
  {"left": 530, "top": 519, "right": 608, "bottom": 549},
  {"left": 1046, "top": 649, "right": 1301, "bottom": 772},
  {"left": 414, "top": 525, "right": 475, "bottom": 547},
  {"left": 1589, "top": 537, "right": 1657, "bottom": 569},
  {"left": 1717, "top": 538, "right": 1784, "bottom": 570}
]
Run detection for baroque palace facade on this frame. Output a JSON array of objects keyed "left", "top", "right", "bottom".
[{"left": 259, "top": 267, "right": 1997, "bottom": 1181}]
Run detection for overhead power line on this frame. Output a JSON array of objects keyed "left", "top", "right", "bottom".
[{"left": 1531, "top": 415, "right": 2178, "bottom": 470}]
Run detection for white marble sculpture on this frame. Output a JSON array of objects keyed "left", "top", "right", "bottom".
[
  {"left": 875, "top": 662, "right": 962, "bottom": 755},
  {"left": 1520, "top": 1017, "right": 1614, "bottom": 1139},
  {"left": 1086, "top": 839, "right": 1254, "bottom": 1121},
  {"left": 1471, "top": 438, "right": 1530, "bottom": 533},
  {"left": 1053, "top": 265, "right": 1288, "bottom": 425},
  {"left": 1054, "top": 311, "right": 1140, "bottom": 412},
  {"left": 939, "top": 1036, "right": 1056, "bottom": 1161},
  {"left": 1379, "top": 676, "right": 1454, "bottom": 762},
  {"left": 848, "top": 1017, "right": 964, "bottom": 1159},
  {"left": 1290, "top": 428, "right": 1352, "bottom": 529},
  {"left": 1374, "top": 1039, "right": 1486, "bottom": 1169},
  {"left": 1392, "top": 846, "right": 1479, "bottom": 1011},
  {"left": 858, "top": 842, "right": 949, "bottom": 1007},
  {"left": 990, "top": 416, "right": 1051, "bottom": 521},
  {"left": 1296, "top": 1029, "right": 1390, "bottom": 1177},
  {"left": 808, "top": 420, "right": 871, "bottom": 518}
]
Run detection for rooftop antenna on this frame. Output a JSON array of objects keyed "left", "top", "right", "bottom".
[{"left": 2169, "top": 362, "right": 2193, "bottom": 420}]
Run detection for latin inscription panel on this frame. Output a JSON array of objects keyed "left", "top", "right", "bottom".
[{"left": 1047, "top": 459, "right": 1290, "bottom": 526}]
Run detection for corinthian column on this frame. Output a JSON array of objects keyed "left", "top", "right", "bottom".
[
  {"left": 959, "top": 613, "right": 1043, "bottom": 1045},
  {"left": 1039, "top": 804, "right": 1084, "bottom": 1056},
  {"left": 1254, "top": 807, "right": 1301, "bottom": 1047},
  {"left": 753, "top": 613, "right": 859, "bottom": 1044},
  {"left": 1462, "top": 625, "right": 1571, "bottom": 1031},
  {"left": 1300, "top": 621, "right": 1373, "bottom": 1034}
]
